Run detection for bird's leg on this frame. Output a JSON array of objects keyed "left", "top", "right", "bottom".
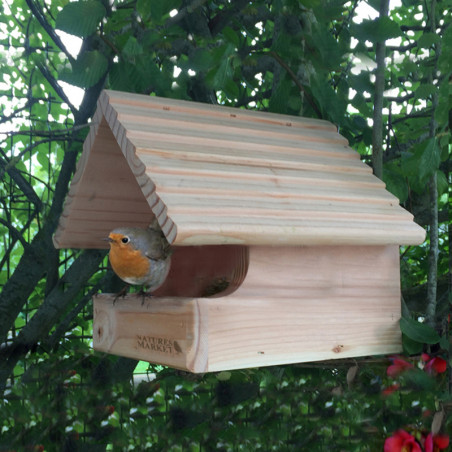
[
  {"left": 113, "top": 285, "right": 130, "bottom": 305},
  {"left": 137, "top": 287, "right": 154, "bottom": 306}
]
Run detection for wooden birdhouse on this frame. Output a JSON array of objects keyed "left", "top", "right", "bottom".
[{"left": 53, "top": 90, "right": 425, "bottom": 372}]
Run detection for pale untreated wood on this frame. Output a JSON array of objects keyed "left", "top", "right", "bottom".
[
  {"left": 102, "top": 89, "right": 338, "bottom": 132},
  {"left": 53, "top": 89, "right": 425, "bottom": 249},
  {"left": 54, "top": 90, "right": 424, "bottom": 371},
  {"left": 93, "top": 296, "right": 209, "bottom": 371},
  {"left": 93, "top": 245, "right": 402, "bottom": 372}
]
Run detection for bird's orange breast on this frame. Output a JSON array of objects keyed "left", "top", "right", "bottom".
[{"left": 108, "top": 244, "right": 150, "bottom": 281}]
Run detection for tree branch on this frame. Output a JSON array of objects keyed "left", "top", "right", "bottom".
[
  {"left": 425, "top": 0, "right": 440, "bottom": 327},
  {"left": 0, "top": 249, "right": 107, "bottom": 391},
  {"left": 37, "top": 62, "right": 77, "bottom": 116},
  {"left": 0, "top": 150, "right": 43, "bottom": 211},
  {"left": 25, "top": 0, "right": 73, "bottom": 62},
  {"left": 371, "top": 0, "right": 390, "bottom": 180}
]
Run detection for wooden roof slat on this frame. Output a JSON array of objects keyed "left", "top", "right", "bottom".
[
  {"left": 154, "top": 192, "right": 413, "bottom": 221},
  {"left": 112, "top": 103, "right": 348, "bottom": 146},
  {"left": 133, "top": 143, "right": 369, "bottom": 176},
  {"left": 130, "top": 134, "right": 358, "bottom": 165},
  {"left": 149, "top": 172, "right": 396, "bottom": 205},
  {"left": 121, "top": 121, "right": 354, "bottom": 162},
  {"left": 104, "top": 90, "right": 337, "bottom": 132},
  {"left": 137, "top": 153, "right": 383, "bottom": 189},
  {"left": 128, "top": 130, "right": 358, "bottom": 159},
  {"left": 165, "top": 214, "right": 426, "bottom": 246}
]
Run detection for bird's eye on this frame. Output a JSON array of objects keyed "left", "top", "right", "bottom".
[{"left": 121, "top": 236, "right": 130, "bottom": 244}]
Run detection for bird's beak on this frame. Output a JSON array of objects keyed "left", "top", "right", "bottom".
[{"left": 102, "top": 237, "right": 113, "bottom": 243}]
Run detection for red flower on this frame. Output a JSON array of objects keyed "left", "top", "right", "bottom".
[
  {"left": 384, "top": 430, "right": 422, "bottom": 452},
  {"left": 421, "top": 354, "right": 447, "bottom": 375},
  {"left": 387, "top": 357, "right": 414, "bottom": 377},
  {"left": 424, "top": 433, "right": 449, "bottom": 452},
  {"left": 382, "top": 383, "right": 400, "bottom": 396}
]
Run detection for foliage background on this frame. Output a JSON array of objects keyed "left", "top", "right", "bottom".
[{"left": 0, "top": 0, "right": 451, "bottom": 450}]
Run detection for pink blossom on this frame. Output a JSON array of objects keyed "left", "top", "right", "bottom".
[
  {"left": 387, "top": 356, "right": 414, "bottom": 377},
  {"left": 384, "top": 430, "right": 422, "bottom": 452}
]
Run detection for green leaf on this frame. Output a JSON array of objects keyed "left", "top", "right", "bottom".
[
  {"left": 401, "top": 138, "right": 441, "bottom": 189},
  {"left": 415, "top": 83, "right": 437, "bottom": 100},
  {"left": 402, "top": 334, "right": 424, "bottom": 354},
  {"left": 189, "top": 48, "right": 212, "bottom": 72},
  {"left": 399, "top": 317, "right": 440, "bottom": 344},
  {"left": 436, "top": 170, "right": 448, "bottom": 196},
  {"left": 349, "top": 73, "right": 373, "bottom": 96},
  {"left": 36, "top": 149, "right": 50, "bottom": 169},
  {"left": 223, "top": 78, "right": 239, "bottom": 99},
  {"left": 148, "top": 0, "right": 181, "bottom": 24},
  {"left": 56, "top": 0, "right": 106, "bottom": 38},
  {"left": 403, "top": 368, "right": 437, "bottom": 390},
  {"left": 383, "top": 166, "right": 409, "bottom": 202},
  {"left": 59, "top": 50, "right": 108, "bottom": 88},
  {"left": 205, "top": 43, "right": 235, "bottom": 90},
  {"left": 136, "top": 0, "right": 152, "bottom": 21},
  {"left": 268, "top": 76, "right": 291, "bottom": 113},
  {"left": 222, "top": 26, "right": 240, "bottom": 47},
  {"left": 439, "top": 335, "right": 449, "bottom": 352},
  {"left": 352, "top": 16, "right": 401, "bottom": 43},
  {"left": 122, "top": 36, "right": 143, "bottom": 57},
  {"left": 417, "top": 32, "right": 441, "bottom": 48}
]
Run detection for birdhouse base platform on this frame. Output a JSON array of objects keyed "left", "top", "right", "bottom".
[{"left": 93, "top": 245, "right": 402, "bottom": 372}]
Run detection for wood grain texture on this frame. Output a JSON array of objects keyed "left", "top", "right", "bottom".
[
  {"left": 93, "top": 245, "right": 402, "bottom": 372},
  {"left": 53, "top": 89, "right": 425, "bottom": 249}
]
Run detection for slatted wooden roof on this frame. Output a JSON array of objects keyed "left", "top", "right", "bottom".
[{"left": 53, "top": 90, "right": 425, "bottom": 249}]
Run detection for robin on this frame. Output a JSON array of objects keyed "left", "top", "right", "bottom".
[{"left": 105, "top": 223, "right": 171, "bottom": 295}]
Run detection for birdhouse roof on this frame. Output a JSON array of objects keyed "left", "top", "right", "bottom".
[{"left": 53, "top": 90, "right": 425, "bottom": 249}]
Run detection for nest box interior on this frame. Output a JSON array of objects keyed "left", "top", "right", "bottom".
[{"left": 54, "top": 90, "right": 425, "bottom": 372}]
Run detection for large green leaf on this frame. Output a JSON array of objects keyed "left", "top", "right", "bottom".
[
  {"left": 400, "top": 317, "right": 440, "bottom": 344},
  {"left": 401, "top": 138, "right": 441, "bottom": 190},
  {"left": 205, "top": 43, "right": 235, "bottom": 90},
  {"left": 414, "top": 83, "right": 437, "bottom": 100},
  {"left": 147, "top": 0, "right": 181, "bottom": 24},
  {"left": 352, "top": 16, "right": 401, "bottom": 43},
  {"left": 136, "top": 0, "right": 152, "bottom": 21},
  {"left": 59, "top": 50, "right": 108, "bottom": 88},
  {"left": 403, "top": 368, "right": 437, "bottom": 390},
  {"left": 56, "top": 0, "right": 106, "bottom": 38},
  {"left": 268, "top": 76, "right": 291, "bottom": 113},
  {"left": 383, "top": 166, "right": 409, "bottom": 202},
  {"left": 122, "top": 36, "right": 144, "bottom": 57},
  {"left": 417, "top": 32, "right": 441, "bottom": 49}
]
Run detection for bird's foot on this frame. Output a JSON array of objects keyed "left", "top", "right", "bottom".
[
  {"left": 138, "top": 288, "right": 153, "bottom": 306},
  {"left": 113, "top": 285, "right": 129, "bottom": 305}
]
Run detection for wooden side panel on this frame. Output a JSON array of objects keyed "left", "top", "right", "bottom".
[
  {"left": 204, "top": 296, "right": 401, "bottom": 371},
  {"left": 205, "top": 245, "right": 402, "bottom": 370},
  {"left": 93, "top": 245, "right": 402, "bottom": 372}
]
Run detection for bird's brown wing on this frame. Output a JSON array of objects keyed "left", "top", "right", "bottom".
[{"left": 143, "top": 228, "right": 171, "bottom": 260}]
